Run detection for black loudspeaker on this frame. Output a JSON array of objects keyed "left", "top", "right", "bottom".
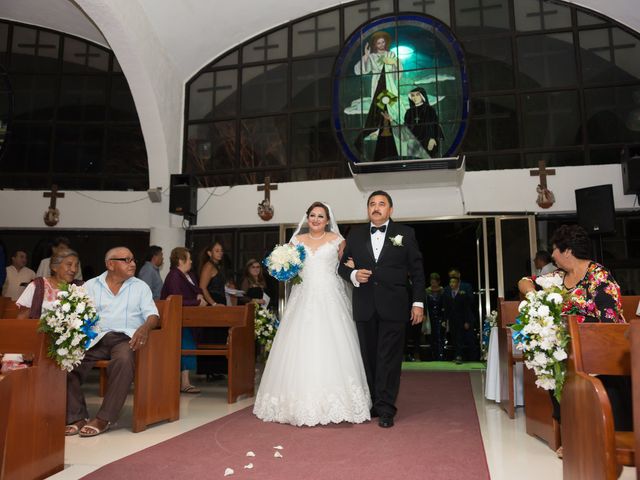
[
  {"left": 575, "top": 184, "right": 616, "bottom": 235},
  {"left": 621, "top": 145, "right": 640, "bottom": 194},
  {"left": 169, "top": 174, "right": 197, "bottom": 219}
]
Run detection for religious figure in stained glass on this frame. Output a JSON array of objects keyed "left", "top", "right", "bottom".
[{"left": 333, "top": 15, "right": 469, "bottom": 165}]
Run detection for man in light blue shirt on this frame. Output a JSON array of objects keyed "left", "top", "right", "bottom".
[
  {"left": 137, "top": 245, "right": 164, "bottom": 300},
  {"left": 66, "top": 246, "right": 159, "bottom": 438}
]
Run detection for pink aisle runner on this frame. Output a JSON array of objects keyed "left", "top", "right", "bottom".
[{"left": 83, "top": 371, "right": 490, "bottom": 480}]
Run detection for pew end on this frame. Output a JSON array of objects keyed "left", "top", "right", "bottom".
[
  {"left": 182, "top": 304, "right": 255, "bottom": 403},
  {"left": 562, "top": 316, "right": 635, "bottom": 480},
  {"left": 0, "top": 319, "right": 66, "bottom": 480}
]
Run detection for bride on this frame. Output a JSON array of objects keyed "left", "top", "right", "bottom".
[{"left": 253, "top": 202, "right": 371, "bottom": 426}]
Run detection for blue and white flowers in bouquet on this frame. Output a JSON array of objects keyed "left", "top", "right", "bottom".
[
  {"left": 263, "top": 243, "right": 306, "bottom": 284},
  {"left": 511, "top": 274, "right": 568, "bottom": 401},
  {"left": 254, "top": 306, "right": 280, "bottom": 358},
  {"left": 39, "top": 283, "right": 100, "bottom": 372}
]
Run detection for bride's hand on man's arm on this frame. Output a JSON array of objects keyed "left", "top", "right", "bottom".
[{"left": 343, "top": 257, "right": 355, "bottom": 269}]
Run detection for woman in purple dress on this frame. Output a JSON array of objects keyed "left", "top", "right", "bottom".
[{"left": 161, "top": 247, "right": 206, "bottom": 394}]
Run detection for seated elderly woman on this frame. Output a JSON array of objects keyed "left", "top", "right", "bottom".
[
  {"left": 160, "top": 247, "right": 207, "bottom": 394},
  {"left": 517, "top": 224, "right": 631, "bottom": 447},
  {"left": 16, "top": 249, "right": 81, "bottom": 319}
]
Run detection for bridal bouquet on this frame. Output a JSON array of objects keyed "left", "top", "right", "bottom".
[
  {"left": 39, "top": 283, "right": 100, "bottom": 372},
  {"left": 263, "top": 243, "right": 306, "bottom": 284},
  {"left": 254, "top": 306, "right": 280, "bottom": 358},
  {"left": 511, "top": 274, "right": 569, "bottom": 401}
]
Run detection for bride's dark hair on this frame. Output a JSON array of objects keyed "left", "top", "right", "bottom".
[{"left": 306, "top": 202, "right": 330, "bottom": 220}]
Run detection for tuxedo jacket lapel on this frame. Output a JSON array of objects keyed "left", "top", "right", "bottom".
[
  {"left": 375, "top": 221, "right": 392, "bottom": 264},
  {"left": 364, "top": 226, "right": 375, "bottom": 262}
]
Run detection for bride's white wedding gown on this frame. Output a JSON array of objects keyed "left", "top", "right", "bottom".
[{"left": 253, "top": 236, "right": 371, "bottom": 426}]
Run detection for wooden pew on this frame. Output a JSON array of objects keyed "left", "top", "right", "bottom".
[
  {"left": 182, "top": 304, "right": 255, "bottom": 403},
  {"left": 0, "top": 297, "right": 19, "bottom": 318},
  {"left": 0, "top": 319, "right": 66, "bottom": 480},
  {"left": 631, "top": 320, "right": 640, "bottom": 480},
  {"left": 95, "top": 295, "right": 181, "bottom": 433},
  {"left": 562, "top": 316, "right": 635, "bottom": 480},
  {"left": 498, "top": 297, "right": 560, "bottom": 449},
  {"left": 523, "top": 362, "right": 561, "bottom": 451},
  {"left": 497, "top": 298, "right": 523, "bottom": 419},
  {"left": 621, "top": 295, "right": 640, "bottom": 321}
]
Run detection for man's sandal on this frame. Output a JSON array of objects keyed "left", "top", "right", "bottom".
[
  {"left": 65, "top": 419, "right": 88, "bottom": 436},
  {"left": 79, "top": 420, "right": 111, "bottom": 437}
]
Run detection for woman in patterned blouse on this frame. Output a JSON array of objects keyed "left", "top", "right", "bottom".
[
  {"left": 518, "top": 224, "right": 631, "bottom": 446},
  {"left": 519, "top": 224, "right": 624, "bottom": 323}
]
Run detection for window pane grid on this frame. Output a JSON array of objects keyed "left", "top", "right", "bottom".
[{"left": 184, "top": 0, "right": 640, "bottom": 184}]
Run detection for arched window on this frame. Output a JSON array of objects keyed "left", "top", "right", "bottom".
[
  {"left": 184, "top": 0, "right": 640, "bottom": 186},
  {"left": 0, "top": 21, "right": 148, "bottom": 190}
]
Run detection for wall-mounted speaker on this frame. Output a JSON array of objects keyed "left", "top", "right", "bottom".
[
  {"left": 621, "top": 145, "right": 640, "bottom": 195},
  {"left": 169, "top": 174, "right": 197, "bottom": 220},
  {"left": 575, "top": 184, "right": 616, "bottom": 235}
]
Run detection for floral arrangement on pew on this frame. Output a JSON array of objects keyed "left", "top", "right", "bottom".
[
  {"left": 254, "top": 306, "right": 280, "bottom": 361},
  {"left": 481, "top": 309, "right": 498, "bottom": 360},
  {"left": 512, "top": 274, "right": 569, "bottom": 401},
  {"left": 39, "top": 283, "right": 100, "bottom": 372},
  {"left": 263, "top": 243, "right": 306, "bottom": 285}
]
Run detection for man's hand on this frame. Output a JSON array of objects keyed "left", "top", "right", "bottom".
[
  {"left": 130, "top": 324, "right": 151, "bottom": 351},
  {"left": 464, "top": 322, "right": 470, "bottom": 331},
  {"left": 355, "top": 269, "right": 372, "bottom": 284},
  {"left": 410, "top": 306, "right": 424, "bottom": 325}
]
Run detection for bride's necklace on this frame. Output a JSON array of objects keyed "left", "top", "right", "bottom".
[{"left": 308, "top": 231, "right": 326, "bottom": 240}]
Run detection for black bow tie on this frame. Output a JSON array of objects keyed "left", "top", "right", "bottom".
[{"left": 370, "top": 225, "right": 387, "bottom": 234}]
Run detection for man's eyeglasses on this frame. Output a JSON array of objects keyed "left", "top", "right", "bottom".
[{"left": 109, "top": 257, "right": 136, "bottom": 264}]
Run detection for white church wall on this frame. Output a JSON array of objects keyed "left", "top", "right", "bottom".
[{"left": 1, "top": 164, "right": 636, "bottom": 233}]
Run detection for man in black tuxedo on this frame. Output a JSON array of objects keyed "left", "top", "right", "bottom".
[{"left": 338, "top": 191, "right": 426, "bottom": 428}]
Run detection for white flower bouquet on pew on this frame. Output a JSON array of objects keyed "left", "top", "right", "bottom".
[
  {"left": 39, "top": 283, "right": 100, "bottom": 372},
  {"left": 512, "top": 275, "right": 569, "bottom": 401},
  {"left": 254, "top": 306, "right": 279, "bottom": 359}
]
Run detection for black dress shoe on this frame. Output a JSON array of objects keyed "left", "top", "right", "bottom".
[
  {"left": 378, "top": 416, "right": 394, "bottom": 428},
  {"left": 370, "top": 408, "right": 380, "bottom": 418}
]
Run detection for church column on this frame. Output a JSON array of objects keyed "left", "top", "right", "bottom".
[{"left": 148, "top": 203, "right": 185, "bottom": 277}]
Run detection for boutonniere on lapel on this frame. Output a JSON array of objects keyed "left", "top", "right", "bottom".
[{"left": 390, "top": 234, "right": 403, "bottom": 247}]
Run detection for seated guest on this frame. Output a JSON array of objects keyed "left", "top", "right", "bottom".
[
  {"left": 3, "top": 249, "right": 36, "bottom": 301},
  {"left": 16, "top": 249, "right": 81, "bottom": 319},
  {"left": 36, "top": 236, "right": 83, "bottom": 280},
  {"left": 138, "top": 245, "right": 164, "bottom": 300},
  {"left": 65, "top": 247, "right": 158, "bottom": 437},
  {"left": 518, "top": 225, "right": 623, "bottom": 323},
  {"left": 239, "top": 258, "right": 267, "bottom": 306},
  {"left": 518, "top": 224, "right": 630, "bottom": 447},
  {"left": 161, "top": 247, "right": 206, "bottom": 394},
  {"left": 533, "top": 250, "right": 555, "bottom": 276}
]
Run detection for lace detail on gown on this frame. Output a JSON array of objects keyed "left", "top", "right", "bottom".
[{"left": 253, "top": 235, "right": 371, "bottom": 426}]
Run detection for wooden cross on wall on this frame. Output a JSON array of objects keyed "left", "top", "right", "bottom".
[
  {"left": 43, "top": 184, "right": 65, "bottom": 226},
  {"left": 530, "top": 160, "right": 556, "bottom": 209},
  {"left": 257, "top": 176, "right": 278, "bottom": 221}
]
